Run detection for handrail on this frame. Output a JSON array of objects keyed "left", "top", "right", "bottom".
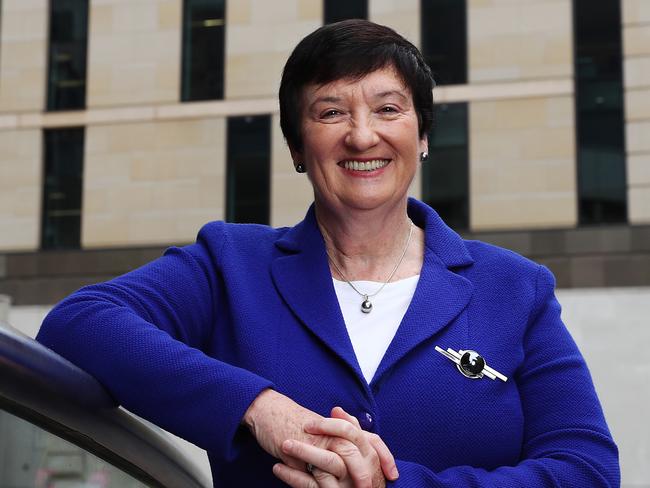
[{"left": 0, "top": 320, "right": 212, "bottom": 488}]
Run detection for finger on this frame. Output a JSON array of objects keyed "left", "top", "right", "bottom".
[
  {"left": 273, "top": 463, "right": 319, "bottom": 488},
  {"left": 326, "top": 437, "right": 377, "bottom": 488},
  {"left": 282, "top": 439, "right": 347, "bottom": 478},
  {"left": 311, "top": 466, "right": 343, "bottom": 488},
  {"left": 305, "top": 418, "right": 372, "bottom": 456},
  {"left": 331, "top": 406, "right": 361, "bottom": 429},
  {"left": 367, "top": 432, "right": 399, "bottom": 480},
  {"left": 331, "top": 407, "right": 398, "bottom": 481}
]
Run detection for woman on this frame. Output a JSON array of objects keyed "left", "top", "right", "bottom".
[{"left": 37, "top": 20, "right": 619, "bottom": 487}]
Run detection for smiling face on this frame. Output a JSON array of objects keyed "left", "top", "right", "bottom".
[{"left": 291, "top": 66, "right": 428, "bottom": 216}]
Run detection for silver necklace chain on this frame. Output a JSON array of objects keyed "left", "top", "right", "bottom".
[{"left": 327, "top": 221, "right": 414, "bottom": 314}]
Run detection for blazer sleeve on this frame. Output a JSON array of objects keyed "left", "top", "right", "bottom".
[
  {"left": 388, "top": 265, "right": 620, "bottom": 487},
  {"left": 36, "top": 223, "right": 273, "bottom": 461}
]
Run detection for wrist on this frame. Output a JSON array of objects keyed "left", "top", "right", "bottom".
[{"left": 242, "top": 388, "right": 274, "bottom": 431}]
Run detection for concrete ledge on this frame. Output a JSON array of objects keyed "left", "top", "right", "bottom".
[{"left": 1, "top": 224, "right": 649, "bottom": 305}]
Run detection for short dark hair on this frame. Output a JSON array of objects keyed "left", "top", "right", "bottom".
[{"left": 279, "top": 19, "right": 435, "bottom": 152}]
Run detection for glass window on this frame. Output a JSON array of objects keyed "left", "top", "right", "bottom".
[
  {"left": 574, "top": 0, "right": 626, "bottom": 224},
  {"left": 181, "top": 0, "right": 226, "bottom": 101},
  {"left": 421, "top": 103, "right": 469, "bottom": 229},
  {"left": 42, "top": 128, "right": 84, "bottom": 250},
  {"left": 46, "top": 0, "right": 89, "bottom": 111},
  {"left": 0, "top": 409, "right": 148, "bottom": 487},
  {"left": 324, "top": 0, "right": 367, "bottom": 24},
  {"left": 226, "top": 115, "right": 271, "bottom": 224},
  {"left": 420, "top": 0, "right": 467, "bottom": 85}
]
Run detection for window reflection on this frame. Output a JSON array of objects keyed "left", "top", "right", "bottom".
[
  {"left": 421, "top": 0, "right": 467, "bottom": 85},
  {"left": 47, "top": 0, "right": 88, "bottom": 111},
  {"left": 226, "top": 115, "right": 271, "bottom": 224},
  {"left": 0, "top": 409, "right": 148, "bottom": 487},
  {"left": 181, "top": 0, "right": 226, "bottom": 101},
  {"left": 324, "top": 0, "right": 367, "bottom": 24},
  {"left": 41, "top": 128, "right": 84, "bottom": 250},
  {"left": 574, "top": 0, "right": 626, "bottom": 224},
  {"left": 422, "top": 103, "right": 469, "bottom": 230}
]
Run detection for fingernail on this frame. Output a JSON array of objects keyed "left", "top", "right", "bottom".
[
  {"left": 282, "top": 440, "right": 294, "bottom": 451},
  {"left": 391, "top": 467, "right": 399, "bottom": 479},
  {"left": 304, "top": 420, "right": 315, "bottom": 430}
]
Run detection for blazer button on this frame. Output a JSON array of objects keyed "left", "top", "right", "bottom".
[{"left": 359, "top": 412, "right": 374, "bottom": 431}]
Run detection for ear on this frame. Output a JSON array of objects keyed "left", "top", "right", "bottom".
[
  {"left": 419, "top": 134, "right": 429, "bottom": 154},
  {"left": 288, "top": 145, "right": 303, "bottom": 167}
]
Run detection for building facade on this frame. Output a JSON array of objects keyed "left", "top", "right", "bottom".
[
  {"left": 0, "top": 0, "right": 648, "bottom": 305},
  {"left": 1, "top": 1, "right": 650, "bottom": 485}
]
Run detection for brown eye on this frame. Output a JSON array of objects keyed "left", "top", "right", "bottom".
[{"left": 322, "top": 109, "right": 341, "bottom": 118}]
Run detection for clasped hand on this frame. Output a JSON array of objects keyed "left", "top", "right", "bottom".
[{"left": 243, "top": 389, "right": 399, "bottom": 487}]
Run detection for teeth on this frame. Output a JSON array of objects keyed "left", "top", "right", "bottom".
[{"left": 342, "top": 160, "right": 389, "bottom": 171}]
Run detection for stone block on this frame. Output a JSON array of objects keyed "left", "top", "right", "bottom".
[
  {"left": 83, "top": 119, "right": 226, "bottom": 247},
  {"left": 86, "top": 0, "right": 181, "bottom": 107},
  {"left": 628, "top": 154, "right": 650, "bottom": 185},
  {"left": 370, "top": 0, "right": 419, "bottom": 45},
  {"left": 569, "top": 256, "right": 606, "bottom": 287},
  {"left": 158, "top": 0, "right": 181, "bottom": 30},
  {"left": 226, "top": 52, "right": 289, "bottom": 99},
  {"left": 469, "top": 0, "right": 573, "bottom": 83},
  {"left": 472, "top": 231, "right": 533, "bottom": 256},
  {"left": 628, "top": 187, "right": 650, "bottom": 224},
  {"left": 565, "top": 227, "right": 631, "bottom": 255},
  {"left": 297, "top": 0, "right": 321, "bottom": 21},
  {"left": 624, "top": 56, "right": 650, "bottom": 90},
  {"left": 251, "top": 0, "right": 297, "bottom": 24},
  {"left": 626, "top": 120, "right": 650, "bottom": 153},
  {"left": 624, "top": 24, "right": 650, "bottom": 56},
  {"left": 530, "top": 229, "right": 567, "bottom": 256},
  {"left": 603, "top": 254, "right": 650, "bottom": 286},
  {"left": 622, "top": 0, "right": 650, "bottom": 25},
  {"left": 625, "top": 87, "right": 650, "bottom": 121},
  {"left": 228, "top": 0, "right": 252, "bottom": 24},
  {"left": 0, "top": 130, "right": 41, "bottom": 251},
  {"left": 471, "top": 193, "right": 577, "bottom": 231},
  {"left": 630, "top": 226, "right": 650, "bottom": 251}
]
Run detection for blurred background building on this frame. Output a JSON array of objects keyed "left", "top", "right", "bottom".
[{"left": 0, "top": 0, "right": 648, "bottom": 486}]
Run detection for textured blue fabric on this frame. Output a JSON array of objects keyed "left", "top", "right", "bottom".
[{"left": 37, "top": 199, "right": 619, "bottom": 487}]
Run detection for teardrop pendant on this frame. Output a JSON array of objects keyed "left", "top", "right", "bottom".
[{"left": 361, "top": 296, "right": 373, "bottom": 314}]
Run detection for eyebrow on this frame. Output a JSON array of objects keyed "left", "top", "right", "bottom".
[
  {"left": 308, "top": 90, "right": 409, "bottom": 110},
  {"left": 373, "top": 90, "right": 409, "bottom": 102}
]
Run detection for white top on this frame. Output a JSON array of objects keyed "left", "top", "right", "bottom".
[{"left": 333, "top": 275, "right": 420, "bottom": 383}]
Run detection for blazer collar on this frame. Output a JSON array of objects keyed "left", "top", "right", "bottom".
[{"left": 271, "top": 199, "right": 474, "bottom": 384}]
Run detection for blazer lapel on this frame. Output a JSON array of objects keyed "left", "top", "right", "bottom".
[
  {"left": 271, "top": 207, "right": 363, "bottom": 378},
  {"left": 372, "top": 199, "right": 475, "bottom": 385},
  {"left": 270, "top": 200, "right": 475, "bottom": 386}
]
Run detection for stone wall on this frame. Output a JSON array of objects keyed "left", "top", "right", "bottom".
[
  {"left": 83, "top": 118, "right": 226, "bottom": 247},
  {"left": 623, "top": 0, "right": 650, "bottom": 224},
  {"left": 87, "top": 0, "right": 181, "bottom": 107},
  {"left": 0, "top": 0, "right": 48, "bottom": 112},
  {"left": 0, "top": 130, "right": 42, "bottom": 251}
]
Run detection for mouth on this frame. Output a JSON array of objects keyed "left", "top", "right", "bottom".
[{"left": 338, "top": 159, "right": 391, "bottom": 172}]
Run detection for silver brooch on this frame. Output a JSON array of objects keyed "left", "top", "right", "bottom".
[{"left": 435, "top": 346, "right": 508, "bottom": 382}]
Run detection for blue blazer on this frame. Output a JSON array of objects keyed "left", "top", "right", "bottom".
[{"left": 37, "top": 199, "right": 619, "bottom": 487}]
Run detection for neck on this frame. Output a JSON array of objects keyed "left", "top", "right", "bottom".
[{"left": 315, "top": 199, "right": 423, "bottom": 282}]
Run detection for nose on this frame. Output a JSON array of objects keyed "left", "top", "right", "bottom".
[{"left": 344, "top": 116, "right": 380, "bottom": 151}]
